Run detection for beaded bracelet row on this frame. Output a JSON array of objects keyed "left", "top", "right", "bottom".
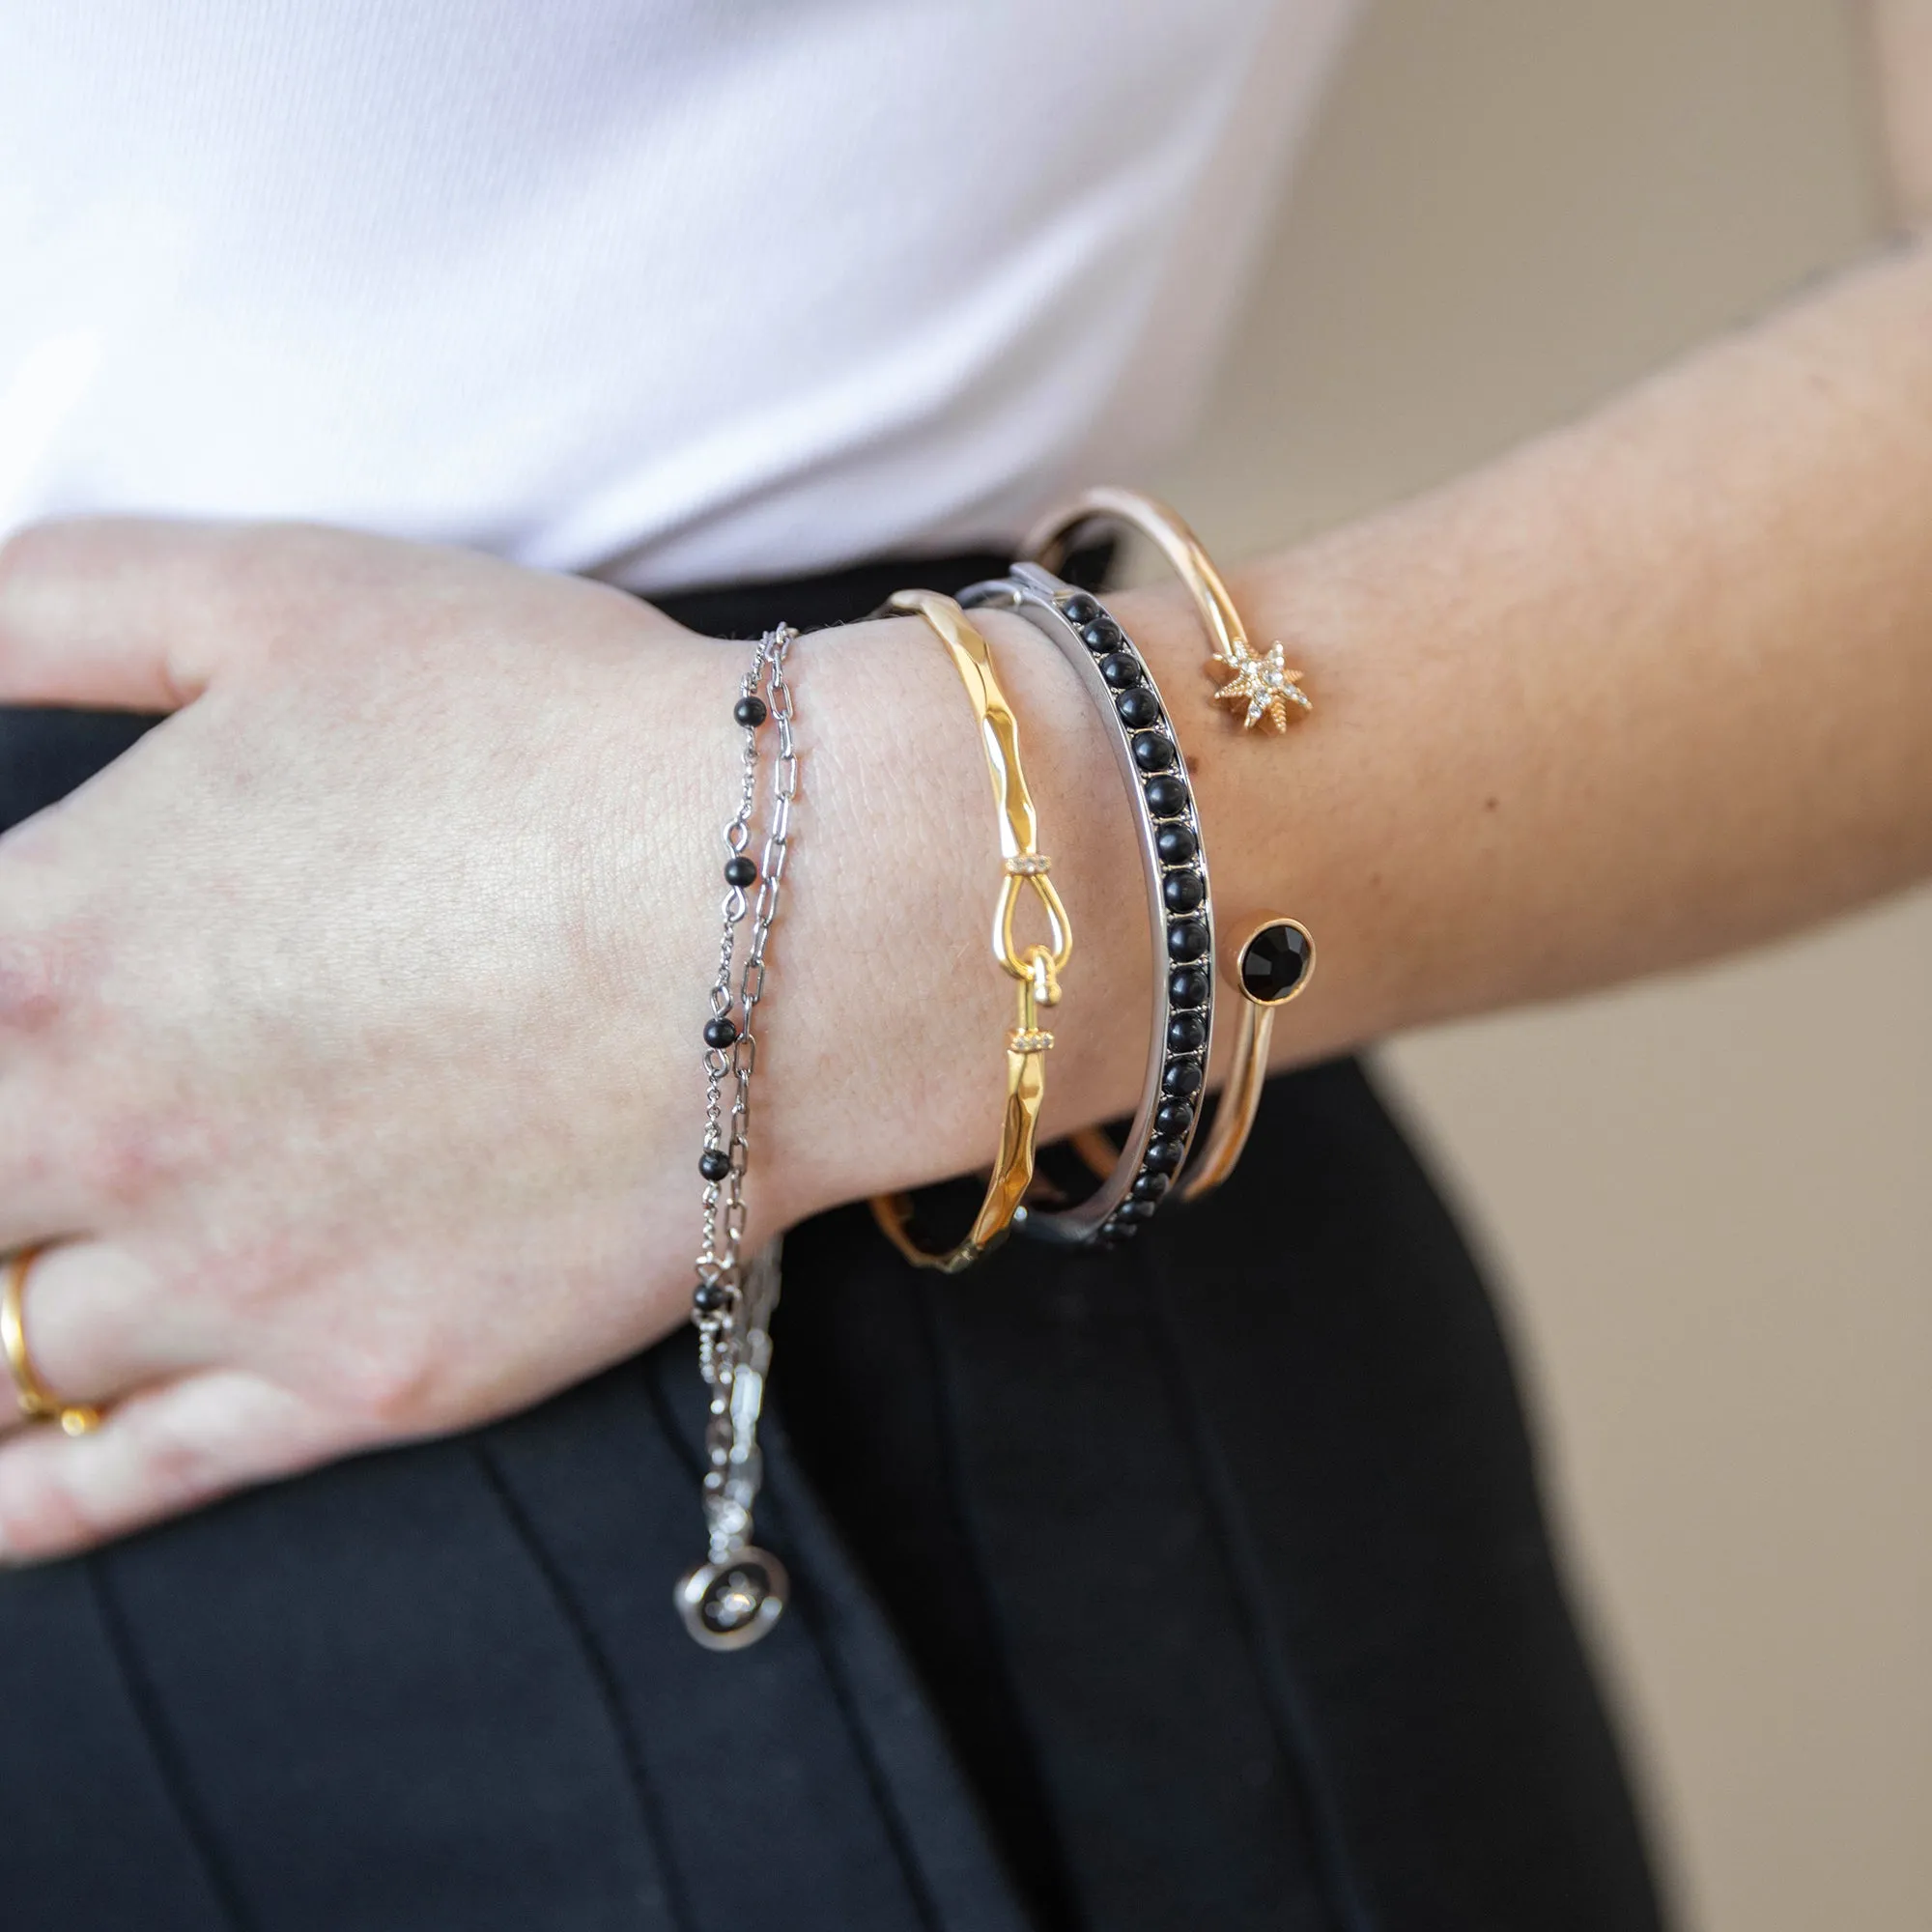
[
  {"left": 961, "top": 566, "right": 1218, "bottom": 1243},
  {"left": 675, "top": 623, "right": 799, "bottom": 1653}
]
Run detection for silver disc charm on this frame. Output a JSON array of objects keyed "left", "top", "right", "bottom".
[{"left": 675, "top": 1548, "right": 789, "bottom": 1652}]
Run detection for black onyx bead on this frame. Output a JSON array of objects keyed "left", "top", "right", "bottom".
[
  {"left": 1155, "top": 823, "right": 1197, "bottom": 866},
  {"left": 1154, "top": 1098, "right": 1195, "bottom": 1137},
  {"left": 1166, "top": 1010, "right": 1207, "bottom": 1053},
  {"left": 702, "top": 1015, "right": 739, "bottom": 1050},
  {"left": 1115, "top": 1200, "right": 1157, "bottom": 1223},
  {"left": 1116, "top": 687, "right": 1160, "bottom": 729},
  {"left": 1144, "top": 776, "right": 1187, "bottom": 817},
  {"left": 1239, "top": 921, "right": 1314, "bottom": 1004},
  {"left": 1059, "top": 592, "right": 1100, "bottom": 627},
  {"left": 1162, "top": 870, "right": 1205, "bottom": 913},
  {"left": 1162, "top": 1059, "right": 1206, "bottom": 1097},
  {"left": 698, "top": 1148, "right": 732, "bottom": 1183},
  {"left": 1168, "top": 966, "right": 1208, "bottom": 1008},
  {"left": 1131, "top": 1171, "right": 1171, "bottom": 1202},
  {"left": 1143, "top": 1136, "right": 1185, "bottom": 1173},
  {"left": 733, "top": 695, "right": 768, "bottom": 728},
  {"left": 724, "top": 855, "right": 757, "bottom": 889},
  {"left": 1080, "top": 618, "right": 1122, "bottom": 654},
  {"left": 1098, "top": 651, "right": 1142, "bottom": 690},
  {"left": 693, "top": 1281, "right": 729, "bottom": 1313},
  {"left": 1131, "top": 731, "right": 1175, "bottom": 773},
  {"left": 1166, "top": 919, "right": 1208, "bottom": 961}
]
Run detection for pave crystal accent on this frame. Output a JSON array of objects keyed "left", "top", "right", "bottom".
[
  {"left": 1003, "top": 853, "right": 1053, "bottom": 876},
  {"left": 1211, "top": 639, "right": 1311, "bottom": 732},
  {"left": 1008, "top": 1028, "right": 1055, "bottom": 1054}
]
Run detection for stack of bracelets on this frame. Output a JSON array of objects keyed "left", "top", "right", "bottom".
[{"left": 675, "top": 491, "right": 1317, "bottom": 1651}]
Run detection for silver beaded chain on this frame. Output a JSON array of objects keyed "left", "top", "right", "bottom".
[{"left": 675, "top": 624, "right": 798, "bottom": 1652}]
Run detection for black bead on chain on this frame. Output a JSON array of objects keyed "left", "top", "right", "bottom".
[
  {"left": 692, "top": 1281, "right": 729, "bottom": 1314},
  {"left": 699, "top": 1148, "right": 732, "bottom": 1183},
  {"left": 703, "top": 1015, "right": 740, "bottom": 1050},
  {"left": 724, "top": 854, "right": 758, "bottom": 889},
  {"left": 733, "top": 695, "right": 768, "bottom": 728}
]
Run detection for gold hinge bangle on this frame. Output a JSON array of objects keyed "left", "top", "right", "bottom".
[{"left": 867, "top": 590, "right": 1071, "bottom": 1273}]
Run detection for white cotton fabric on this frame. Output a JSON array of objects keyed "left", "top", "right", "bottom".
[{"left": 0, "top": 1, "right": 1358, "bottom": 591}]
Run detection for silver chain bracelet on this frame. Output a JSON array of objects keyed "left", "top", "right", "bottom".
[{"left": 675, "top": 623, "right": 799, "bottom": 1652}]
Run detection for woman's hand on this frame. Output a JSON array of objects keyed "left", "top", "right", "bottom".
[
  {"left": 0, "top": 517, "right": 1154, "bottom": 1563},
  {"left": 0, "top": 519, "right": 814, "bottom": 1558}
]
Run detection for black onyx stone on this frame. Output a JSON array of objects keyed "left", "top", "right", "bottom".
[
  {"left": 733, "top": 695, "right": 768, "bottom": 728},
  {"left": 1116, "top": 687, "right": 1160, "bottom": 729},
  {"left": 1166, "top": 919, "right": 1208, "bottom": 961},
  {"left": 1162, "top": 1059, "right": 1205, "bottom": 1097},
  {"left": 698, "top": 1148, "right": 732, "bottom": 1183},
  {"left": 1131, "top": 1171, "right": 1171, "bottom": 1202},
  {"left": 1059, "top": 592, "right": 1100, "bottom": 627},
  {"left": 1143, "top": 1136, "right": 1185, "bottom": 1173},
  {"left": 1166, "top": 1010, "right": 1207, "bottom": 1053},
  {"left": 1239, "top": 921, "right": 1314, "bottom": 1005},
  {"left": 1168, "top": 966, "right": 1208, "bottom": 1008},
  {"left": 1098, "top": 651, "right": 1142, "bottom": 690},
  {"left": 1080, "top": 618, "right": 1122, "bottom": 654},
  {"left": 1131, "top": 731, "right": 1174, "bottom": 773},
  {"left": 693, "top": 1281, "right": 729, "bottom": 1313},
  {"left": 724, "top": 855, "right": 757, "bottom": 889},
  {"left": 1155, "top": 823, "right": 1197, "bottom": 866},
  {"left": 1154, "top": 1098, "right": 1195, "bottom": 1137},
  {"left": 1115, "top": 1200, "right": 1157, "bottom": 1223},
  {"left": 1162, "top": 870, "right": 1205, "bottom": 913},
  {"left": 702, "top": 1015, "right": 739, "bottom": 1050},
  {"left": 1144, "top": 776, "right": 1187, "bottom": 817}
]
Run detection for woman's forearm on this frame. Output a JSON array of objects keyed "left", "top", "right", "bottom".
[{"left": 779, "top": 235, "right": 1932, "bottom": 1218}]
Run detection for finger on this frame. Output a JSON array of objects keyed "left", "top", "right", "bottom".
[
  {"left": 0, "top": 1240, "right": 212, "bottom": 1435},
  {"left": 0, "top": 1369, "right": 353, "bottom": 1561},
  {"left": 0, "top": 516, "right": 257, "bottom": 711}
]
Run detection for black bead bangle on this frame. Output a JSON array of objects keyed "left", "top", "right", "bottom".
[{"left": 960, "top": 564, "right": 1216, "bottom": 1245}]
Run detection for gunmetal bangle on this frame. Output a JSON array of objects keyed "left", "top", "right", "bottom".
[
  {"left": 677, "top": 622, "right": 799, "bottom": 1653},
  {"left": 960, "top": 564, "right": 1215, "bottom": 1245}
]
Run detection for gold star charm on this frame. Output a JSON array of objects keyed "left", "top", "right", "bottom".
[{"left": 1211, "top": 639, "right": 1312, "bottom": 732}]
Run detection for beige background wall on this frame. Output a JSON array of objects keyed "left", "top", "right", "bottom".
[{"left": 1157, "top": 4, "right": 1932, "bottom": 1928}]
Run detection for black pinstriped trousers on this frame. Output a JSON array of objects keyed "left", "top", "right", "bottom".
[{"left": 0, "top": 556, "right": 1666, "bottom": 1931}]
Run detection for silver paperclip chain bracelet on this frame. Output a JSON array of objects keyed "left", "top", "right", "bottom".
[{"left": 676, "top": 623, "right": 799, "bottom": 1651}]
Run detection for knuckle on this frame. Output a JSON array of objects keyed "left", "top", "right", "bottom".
[
  {"left": 325, "top": 1323, "right": 452, "bottom": 1434},
  {"left": 0, "top": 930, "right": 71, "bottom": 1037},
  {"left": 0, "top": 1466, "right": 101, "bottom": 1556},
  {"left": 72, "top": 1107, "right": 192, "bottom": 1211},
  {"left": 135, "top": 1415, "right": 230, "bottom": 1513}
]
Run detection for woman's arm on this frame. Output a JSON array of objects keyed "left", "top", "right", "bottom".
[
  {"left": 793, "top": 231, "right": 1932, "bottom": 1210},
  {"left": 3, "top": 77, "right": 1931, "bottom": 1559}
]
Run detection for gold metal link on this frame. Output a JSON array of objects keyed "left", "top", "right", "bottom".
[{"left": 869, "top": 590, "right": 1072, "bottom": 1273}]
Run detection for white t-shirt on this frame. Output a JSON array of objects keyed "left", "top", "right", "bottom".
[{"left": 1, "top": 1, "right": 1358, "bottom": 593}]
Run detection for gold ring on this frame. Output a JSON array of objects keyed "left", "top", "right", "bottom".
[
  {"left": 2, "top": 1245, "right": 102, "bottom": 1436},
  {"left": 868, "top": 590, "right": 1071, "bottom": 1272},
  {"left": 1022, "top": 485, "right": 1314, "bottom": 733}
]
